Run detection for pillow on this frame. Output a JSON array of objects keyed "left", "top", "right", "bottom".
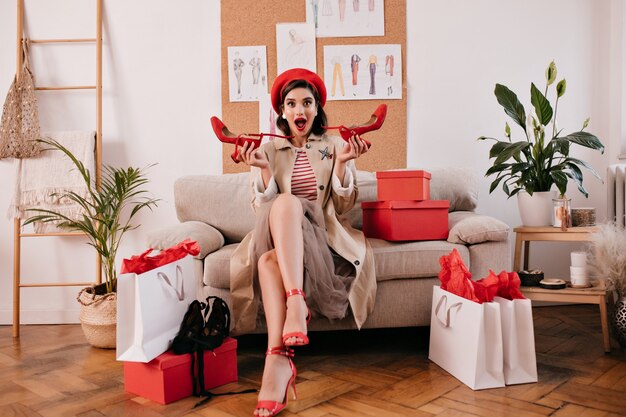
[
  {"left": 447, "top": 212, "right": 510, "bottom": 244},
  {"left": 146, "top": 221, "right": 225, "bottom": 259}
]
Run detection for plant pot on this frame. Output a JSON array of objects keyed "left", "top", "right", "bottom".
[
  {"left": 77, "top": 283, "right": 116, "bottom": 349},
  {"left": 517, "top": 190, "right": 557, "bottom": 226},
  {"left": 613, "top": 296, "right": 626, "bottom": 348}
]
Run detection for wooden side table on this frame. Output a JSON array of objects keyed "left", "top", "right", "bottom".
[
  {"left": 513, "top": 226, "right": 611, "bottom": 353},
  {"left": 513, "top": 226, "right": 597, "bottom": 272}
]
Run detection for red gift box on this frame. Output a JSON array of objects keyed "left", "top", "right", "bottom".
[
  {"left": 376, "top": 170, "right": 431, "bottom": 201},
  {"left": 123, "top": 337, "right": 238, "bottom": 404},
  {"left": 361, "top": 200, "right": 449, "bottom": 241}
]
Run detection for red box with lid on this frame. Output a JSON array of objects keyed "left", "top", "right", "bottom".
[
  {"left": 123, "top": 337, "right": 238, "bottom": 404},
  {"left": 376, "top": 170, "right": 431, "bottom": 201},
  {"left": 361, "top": 200, "right": 449, "bottom": 241}
]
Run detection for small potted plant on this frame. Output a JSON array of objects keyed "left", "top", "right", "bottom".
[
  {"left": 24, "top": 137, "right": 159, "bottom": 348},
  {"left": 478, "top": 61, "right": 605, "bottom": 226}
]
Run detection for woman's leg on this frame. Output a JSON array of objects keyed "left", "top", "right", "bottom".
[
  {"left": 268, "top": 194, "right": 308, "bottom": 345},
  {"left": 255, "top": 250, "right": 294, "bottom": 416}
]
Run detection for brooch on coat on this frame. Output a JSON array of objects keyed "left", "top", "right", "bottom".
[{"left": 319, "top": 146, "right": 333, "bottom": 160}]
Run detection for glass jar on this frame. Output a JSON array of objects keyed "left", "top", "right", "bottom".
[{"left": 552, "top": 198, "right": 571, "bottom": 228}]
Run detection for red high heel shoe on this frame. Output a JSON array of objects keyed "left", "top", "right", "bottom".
[
  {"left": 323, "top": 103, "right": 387, "bottom": 148},
  {"left": 282, "top": 289, "right": 311, "bottom": 347},
  {"left": 253, "top": 346, "right": 296, "bottom": 417},
  {"left": 211, "top": 116, "right": 293, "bottom": 163}
]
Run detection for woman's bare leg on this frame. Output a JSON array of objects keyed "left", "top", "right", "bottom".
[
  {"left": 268, "top": 194, "right": 308, "bottom": 344},
  {"left": 255, "top": 250, "right": 293, "bottom": 416}
]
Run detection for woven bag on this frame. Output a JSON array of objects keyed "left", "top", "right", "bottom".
[{"left": 0, "top": 39, "right": 41, "bottom": 159}]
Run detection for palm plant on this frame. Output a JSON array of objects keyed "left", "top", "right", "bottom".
[
  {"left": 478, "top": 61, "right": 605, "bottom": 198},
  {"left": 23, "top": 137, "right": 159, "bottom": 293}
]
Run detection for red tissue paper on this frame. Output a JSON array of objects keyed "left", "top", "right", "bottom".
[
  {"left": 438, "top": 248, "right": 525, "bottom": 303},
  {"left": 120, "top": 239, "right": 200, "bottom": 275}
]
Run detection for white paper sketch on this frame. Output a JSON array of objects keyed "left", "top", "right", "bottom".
[
  {"left": 227, "top": 46, "right": 268, "bottom": 102},
  {"left": 276, "top": 23, "right": 316, "bottom": 74},
  {"left": 323, "top": 44, "right": 401, "bottom": 101},
  {"left": 306, "top": 0, "right": 385, "bottom": 38}
]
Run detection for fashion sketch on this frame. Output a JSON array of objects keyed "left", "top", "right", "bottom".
[
  {"left": 250, "top": 51, "right": 261, "bottom": 85},
  {"left": 368, "top": 54, "right": 377, "bottom": 95},
  {"left": 276, "top": 23, "right": 316, "bottom": 73},
  {"left": 310, "top": 0, "right": 319, "bottom": 28},
  {"left": 233, "top": 52, "right": 245, "bottom": 98},
  {"left": 385, "top": 54, "right": 394, "bottom": 96},
  {"left": 331, "top": 56, "right": 345, "bottom": 97},
  {"left": 228, "top": 46, "right": 268, "bottom": 102},
  {"left": 350, "top": 54, "right": 361, "bottom": 86},
  {"left": 338, "top": 0, "right": 346, "bottom": 22},
  {"left": 323, "top": 43, "right": 401, "bottom": 101},
  {"left": 307, "top": 0, "right": 384, "bottom": 37},
  {"left": 322, "top": 0, "right": 332, "bottom": 16}
]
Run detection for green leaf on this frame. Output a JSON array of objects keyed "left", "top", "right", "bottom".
[
  {"left": 486, "top": 163, "right": 512, "bottom": 176},
  {"left": 488, "top": 141, "right": 514, "bottom": 158},
  {"left": 556, "top": 79, "right": 567, "bottom": 97},
  {"left": 559, "top": 131, "right": 605, "bottom": 153},
  {"left": 545, "top": 61, "right": 557, "bottom": 86},
  {"left": 530, "top": 83, "right": 553, "bottom": 125},
  {"left": 494, "top": 84, "right": 527, "bottom": 132},
  {"left": 550, "top": 171, "right": 568, "bottom": 196},
  {"left": 493, "top": 141, "right": 531, "bottom": 165}
]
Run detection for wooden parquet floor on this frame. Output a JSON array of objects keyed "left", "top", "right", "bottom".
[{"left": 1, "top": 304, "right": 625, "bottom": 417}]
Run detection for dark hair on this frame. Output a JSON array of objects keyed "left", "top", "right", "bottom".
[{"left": 276, "top": 79, "right": 327, "bottom": 136}]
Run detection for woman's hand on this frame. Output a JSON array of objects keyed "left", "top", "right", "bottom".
[
  {"left": 238, "top": 141, "right": 269, "bottom": 169},
  {"left": 336, "top": 133, "right": 369, "bottom": 163}
]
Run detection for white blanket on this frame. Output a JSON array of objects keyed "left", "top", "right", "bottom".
[{"left": 8, "top": 131, "right": 96, "bottom": 233}]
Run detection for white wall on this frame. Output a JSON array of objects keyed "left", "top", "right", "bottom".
[{"left": 0, "top": 0, "right": 621, "bottom": 324}]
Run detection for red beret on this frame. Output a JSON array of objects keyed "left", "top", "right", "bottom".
[{"left": 270, "top": 68, "right": 327, "bottom": 114}]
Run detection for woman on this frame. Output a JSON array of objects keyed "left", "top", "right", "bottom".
[{"left": 229, "top": 68, "right": 377, "bottom": 417}]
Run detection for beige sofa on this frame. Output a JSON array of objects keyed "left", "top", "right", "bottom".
[{"left": 149, "top": 168, "right": 511, "bottom": 333}]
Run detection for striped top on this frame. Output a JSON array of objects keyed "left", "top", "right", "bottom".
[{"left": 291, "top": 150, "right": 317, "bottom": 201}]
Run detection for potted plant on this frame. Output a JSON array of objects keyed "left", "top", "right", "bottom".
[
  {"left": 586, "top": 222, "right": 626, "bottom": 347},
  {"left": 24, "top": 137, "right": 159, "bottom": 348},
  {"left": 478, "top": 61, "right": 605, "bottom": 226}
]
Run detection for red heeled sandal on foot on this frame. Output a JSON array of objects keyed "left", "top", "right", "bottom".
[
  {"left": 323, "top": 103, "right": 387, "bottom": 148},
  {"left": 282, "top": 289, "right": 311, "bottom": 347},
  {"left": 253, "top": 346, "right": 296, "bottom": 417},
  {"left": 211, "top": 116, "right": 293, "bottom": 163}
]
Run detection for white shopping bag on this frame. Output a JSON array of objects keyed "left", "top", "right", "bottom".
[
  {"left": 493, "top": 296, "right": 538, "bottom": 385},
  {"left": 428, "top": 286, "right": 505, "bottom": 390},
  {"left": 116, "top": 255, "right": 196, "bottom": 363}
]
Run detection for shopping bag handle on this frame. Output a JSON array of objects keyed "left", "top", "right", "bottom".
[
  {"left": 435, "top": 295, "right": 462, "bottom": 328},
  {"left": 157, "top": 265, "right": 185, "bottom": 301}
]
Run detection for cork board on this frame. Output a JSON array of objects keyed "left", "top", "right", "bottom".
[{"left": 220, "top": 0, "right": 406, "bottom": 173}]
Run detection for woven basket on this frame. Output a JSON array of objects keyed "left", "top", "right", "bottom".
[{"left": 77, "top": 284, "right": 117, "bottom": 349}]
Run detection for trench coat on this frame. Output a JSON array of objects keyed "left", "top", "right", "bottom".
[{"left": 229, "top": 133, "right": 376, "bottom": 334}]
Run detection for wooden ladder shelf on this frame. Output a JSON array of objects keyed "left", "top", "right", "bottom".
[{"left": 12, "top": 0, "right": 103, "bottom": 337}]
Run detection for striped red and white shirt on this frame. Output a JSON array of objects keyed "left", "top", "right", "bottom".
[{"left": 291, "top": 150, "right": 317, "bottom": 201}]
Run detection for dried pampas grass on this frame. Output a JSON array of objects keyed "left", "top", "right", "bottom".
[{"left": 586, "top": 223, "right": 626, "bottom": 297}]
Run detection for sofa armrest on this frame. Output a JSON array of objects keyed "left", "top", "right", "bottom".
[
  {"left": 146, "top": 221, "right": 225, "bottom": 259},
  {"left": 447, "top": 211, "right": 510, "bottom": 245}
]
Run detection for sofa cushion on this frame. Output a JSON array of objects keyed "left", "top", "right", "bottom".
[
  {"left": 204, "top": 240, "right": 469, "bottom": 289},
  {"left": 175, "top": 174, "right": 254, "bottom": 243},
  {"left": 147, "top": 221, "right": 225, "bottom": 259},
  {"left": 202, "top": 243, "right": 238, "bottom": 288},
  {"left": 369, "top": 238, "right": 469, "bottom": 281},
  {"left": 447, "top": 211, "right": 510, "bottom": 244}
]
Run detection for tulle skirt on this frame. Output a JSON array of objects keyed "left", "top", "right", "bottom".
[{"left": 249, "top": 195, "right": 355, "bottom": 321}]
